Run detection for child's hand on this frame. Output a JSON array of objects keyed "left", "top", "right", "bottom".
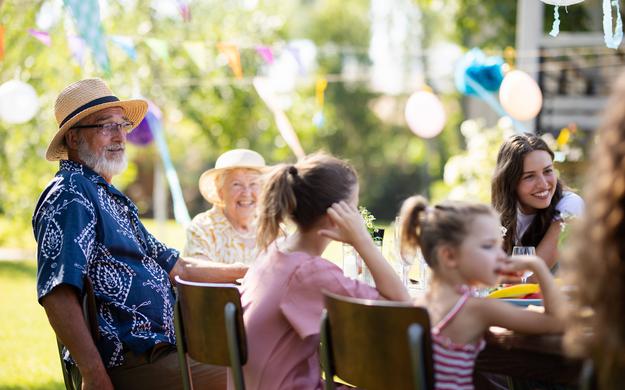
[
  {"left": 496, "top": 254, "right": 541, "bottom": 279},
  {"left": 318, "top": 201, "right": 371, "bottom": 246}
]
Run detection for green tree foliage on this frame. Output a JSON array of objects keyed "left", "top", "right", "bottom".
[{"left": 1, "top": 0, "right": 466, "bottom": 246}]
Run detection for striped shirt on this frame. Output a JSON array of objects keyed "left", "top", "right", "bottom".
[{"left": 431, "top": 292, "right": 485, "bottom": 390}]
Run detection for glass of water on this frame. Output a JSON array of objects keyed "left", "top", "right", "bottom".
[{"left": 511, "top": 246, "right": 536, "bottom": 284}]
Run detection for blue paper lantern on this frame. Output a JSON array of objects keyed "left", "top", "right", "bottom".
[
  {"left": 127, "top": 105, "right": 160, "bottom": 146},
  {"left": 455, "top": 48, "right": 505, "bottom": 96}
]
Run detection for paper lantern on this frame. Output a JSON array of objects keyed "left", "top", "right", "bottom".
[
  {"left": 127, "top": 102, "right": 161, "bottom": 146},
  {"left": 404, "top": 91, "right": 446, "bottom": 139},
  {"left": 540, "top": 0, "right": 584, "bottom": 5},
  {"left": 0, "top": 80, "right": 40, "bottom": 124},
  {"left": 499, "top": 70, "right": 543, "bottom": 121},
  {"left": 455, "top": 48, "right": 505, "bottom": 96}
]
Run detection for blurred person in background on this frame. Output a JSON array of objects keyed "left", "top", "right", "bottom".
[{"left": 184, "top": 149, "right": 266, "bottom": 282}]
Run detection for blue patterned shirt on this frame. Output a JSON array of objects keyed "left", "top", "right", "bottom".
[{"left": 33, "top": 160, "right": 180, "bottom": 368}]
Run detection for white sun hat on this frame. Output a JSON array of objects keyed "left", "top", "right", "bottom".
[{"left": 199, "top": 149, "right": 266, "bottom": 204}]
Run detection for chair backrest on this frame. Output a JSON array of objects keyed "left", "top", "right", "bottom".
[
  {"left": 58, "top": 277, "right": 98, "bottom": 390},
  {"left": 321, "top": 291, "right": 434, "bottom": 390},
  {"left": 174, "top": 276, "right": 247, "bottom": 366}
]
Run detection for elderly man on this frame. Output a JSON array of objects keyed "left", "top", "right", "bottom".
[{"left": 33, "top": 79, "right": 242, "bottom": 389}]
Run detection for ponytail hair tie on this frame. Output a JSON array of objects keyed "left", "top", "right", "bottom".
[{"left": 288, "top": 166, "right": 298, "bottom": 176}]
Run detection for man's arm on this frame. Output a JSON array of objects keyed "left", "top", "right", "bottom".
[
  {"left": 169, "top": 255, "right": 248, "bottom": 284},
  {"left": 41, "top": 285, "right": 113, "bottom": 390}
]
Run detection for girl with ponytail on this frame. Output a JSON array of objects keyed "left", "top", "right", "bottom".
[
  {"left": 398, "top": 196, "right": 565, "bottom": 390},
  {"left": 239, "top": 153, "right": 409, "bottom": 390}
]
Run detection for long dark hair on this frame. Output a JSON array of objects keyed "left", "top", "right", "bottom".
[
  {"left": 255, "top": 152, "right": 358, "bottom": 251},
  {"left": 491, "top": 133, "right": 563, "bottom": 253}
]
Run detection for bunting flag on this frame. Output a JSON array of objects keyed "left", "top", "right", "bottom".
[
  {"left": 253, "top": 77, "right": 306, "bottom": 159},
  {"left": 109, "top": 35, "right": 137, "bottom": 61},
  {"left": 286, "top": 44, "right": 304, "bottom": 75},
  {"left": 0, "top": 26, "right": 4, "bottom": 60},
  {"left": 217, "top": 42, "right": 243, "bottom": 79},
  {"left": 67, "top": 34, "right": 86, "bottom": 66},
  {"left": 28, "top": 29, "right": 52, "bottom": 46},
  {"left": 315, "top": 77, "right": 328, "bottom": 107},
  {"left": 255, "top": 45, "right": 274, "bottom": 64},
  {"left": 178, "top": 0, "right": 191, "bottom": 22},
  {"left": 183, "top": 41, "right": 207, "bottom": 72},
  {"left": 145, "top": 38, "right": 170, "bottom": 61},
  {"left": 63, "top": 0, "right": 110, "bottom": 74}
]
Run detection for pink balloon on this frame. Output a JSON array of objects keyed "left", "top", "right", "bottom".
[
  {"left": 404, "top": 91, "right": 446, "bottom": 138},
  {"left": 499, "top": 70, "right": 543, "bottom": 121}
]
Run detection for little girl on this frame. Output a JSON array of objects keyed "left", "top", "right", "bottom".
[
  {"left": 398, "top": 195, "right": 565, "bottom": 390},
  {"left": 239, "top": 153, "right": 409, "bottom": 389}
]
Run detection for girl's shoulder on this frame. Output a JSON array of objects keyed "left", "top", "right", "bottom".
[{"left": 556, "top": 191, "right": 584, "bottom": 217}]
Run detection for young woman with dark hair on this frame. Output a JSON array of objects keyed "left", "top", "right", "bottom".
[{"left": 492, "top": 134, "right": 584, "bottom": 269}]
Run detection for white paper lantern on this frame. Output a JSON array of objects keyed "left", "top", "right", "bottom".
[
  {"left": 404, "top": 90, "right": 446, "bottom": 139},
  {"left": 499, "top": 70, "right": 543, "bottom": 121},
  {"left": 0, "top": 80, "right": 40, "bottom": 124},
  {"left": 540, "top": 0, "right": 584, "bottom": 5}
]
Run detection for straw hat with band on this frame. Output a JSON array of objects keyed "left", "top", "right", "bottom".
[
  {"left": 46, "top": 78, "right": 148, "bottom": 161},
  {"left": 199, "top": 149, "right": 266, "bottom": 205}
]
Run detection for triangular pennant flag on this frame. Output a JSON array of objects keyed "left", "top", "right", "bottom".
[
  {"left": 286, "top": 45, "right": 304, "bottom": 75},
  {"left": 145, "top": 38, "right": 170, "bottom": 61},
  {"left": 0, "top": 26, "right": 4, "bottom": 60},
  {"left": 109, "top": 35, "right": 137, "bottom": 61},
  {"left": 182, "top": 41, "right": 207, "bottom": 72},
  {"left": 315, "top": 77, "right": 328, "bottom": 107},
  {"left": 255, "top": 45, "right": 274, "bottom": 64},
  {"left": 67, "top": 34, "right": 86, "bottom": 66},
  {"left": 63, "top": 0, "right": 110, "bottom": 74},
  {"left": 217, "top": 42, "right": 243, "bottom": 79},
  {"left": 28, "top": 29, "right": 52, "bottom": 46},
  {"left": 178, "top": 0, "right": 191, "bottom": 22}
]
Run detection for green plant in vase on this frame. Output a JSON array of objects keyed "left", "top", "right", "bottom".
[{"left": 359, "top": 206, "right": 384, "bottom": 244}]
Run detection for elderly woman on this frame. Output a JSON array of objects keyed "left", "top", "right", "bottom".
[{"left": 184, "top": 149, "right": 266, "bottom": 282}]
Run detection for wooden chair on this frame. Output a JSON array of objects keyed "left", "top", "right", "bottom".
[
  {"left": 57, "top": 277, "right": 99, "bottom": 390},
  {"left": 174, "top": 276, "right": 247, "bottom": 390},
  {"left": 579, "top": 359, "right": 597, "bottom": 390},
  {"left": 320, "top": 291, "right": 434, "bottom": 390}
]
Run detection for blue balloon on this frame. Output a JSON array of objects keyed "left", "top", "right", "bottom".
[{"left": 455, "top": 48, "right": 504, "bottom": 96}]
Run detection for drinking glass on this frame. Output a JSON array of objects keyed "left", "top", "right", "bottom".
[
  {"left": 512, "top": 246, "right": 536, "bottom": 284},
  {"left": 394, "top": 217, "right": 416, "bottom": 288}
]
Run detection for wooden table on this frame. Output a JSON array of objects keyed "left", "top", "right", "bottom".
[{"left": 474, "top": 327, "right": 583, "bottom": 388}]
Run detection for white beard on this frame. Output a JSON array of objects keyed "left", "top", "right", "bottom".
[{"left": 77, "top": 138, "right": 127, "bottom": 179}]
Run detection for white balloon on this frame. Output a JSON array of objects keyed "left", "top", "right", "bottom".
[
  {"left": 540, "top": 0, "right": 584, "bottom": 5},
  {"left": 0, "top": 80, "right": 40, "bottom": 124},
  {"left": 499, "top": 70, "right": 543, "bottom": 121},
  {"left": 404, "top": 90, "right": 446, "bottom": 139}
]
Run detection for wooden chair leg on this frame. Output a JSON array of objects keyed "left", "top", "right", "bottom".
[
  {"left": 225, "top": 303, "right": 245, "bottom": 390},
  {"left": 407, "top": 323, "right": 427, "bottom": 390},
  {"left": 174, "top": 298, "right": 193, "bottom": 390},
  {"left": 319, "top": 310, "right": 336, "bottom": 390}
]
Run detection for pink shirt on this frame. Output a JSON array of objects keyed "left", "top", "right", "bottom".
[{"left": 238, "top": 247, "right": 380, "bottom": 390}]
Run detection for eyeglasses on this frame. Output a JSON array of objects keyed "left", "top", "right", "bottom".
[{"left": 71, "top": 121, "right": 134, "bottom": 137}]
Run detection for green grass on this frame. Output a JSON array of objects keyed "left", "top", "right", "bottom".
[
  {"left": 0, "top": 260, "right": 64, "bottom": 390},
  {"left": 0, "top": 219, "right": 400, "bottom": 389}
]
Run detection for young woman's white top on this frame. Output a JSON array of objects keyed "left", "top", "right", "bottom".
[{"left": 515, "top": 191, "right": 584, "bottom": 244}]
